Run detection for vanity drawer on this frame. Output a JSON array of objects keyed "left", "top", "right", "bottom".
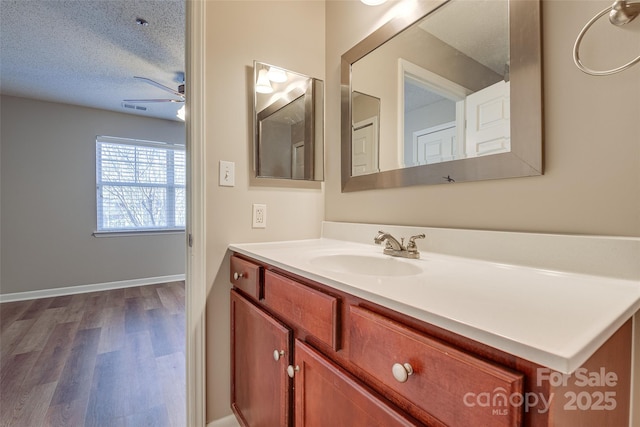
[
  {"left": 230, "top": 255, "right": 262, "bottom": 300},
  {"left": 264, "top": 270, "right": 339, "bottom": 350},
  {"left": 349, "top": 305, "right": 523, "bottom": 427}
]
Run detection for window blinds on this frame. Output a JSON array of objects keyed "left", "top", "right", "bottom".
[{"left": 96, "top": 136, "right": 185, "bottom": 232}]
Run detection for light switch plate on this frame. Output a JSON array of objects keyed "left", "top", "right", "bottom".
[
  {"left": 219, "top": 161, "right": 235, "bottom": 187},
  {"left": 252, "top": 204, "right": 267, "bottom": 228}
]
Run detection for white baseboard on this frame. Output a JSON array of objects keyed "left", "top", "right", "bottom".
[
  {"left": 0, "top": 274, "right": 185, "bottom": 303},
  {"left": 207, "top": 415, "right": 240, "bottom": 427}
]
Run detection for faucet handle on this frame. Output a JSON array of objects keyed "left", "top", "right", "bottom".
[
  {"left": 407, "top": 234, "right": 426, "bottom": 251},
  {"left": 374, "top": 230, "right": 389, "bottom": 244}
]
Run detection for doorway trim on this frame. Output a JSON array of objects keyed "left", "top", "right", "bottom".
[{"left": 186, "top": 0, "right": 206, "bottom": 425}]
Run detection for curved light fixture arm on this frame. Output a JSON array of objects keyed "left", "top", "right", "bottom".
[{"left": 573, "top": 0, "right": 640, "bottom": 76}]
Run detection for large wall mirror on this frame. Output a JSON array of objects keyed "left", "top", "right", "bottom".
[
  {"left": 341, "top": 0, "right": 542, "bottom": 191},
  {"left": 254, "top": 61, "right": 324, "bottom": 181}
]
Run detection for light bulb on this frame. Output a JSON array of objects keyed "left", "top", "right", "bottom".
[
  {"left": 267, "top": 67, "right": 287, "bottom": 83},
  {"left": 255, "top": 69, "right": 273, "bottom": 94}
]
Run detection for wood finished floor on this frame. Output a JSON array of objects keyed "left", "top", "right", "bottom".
[{"left": 0, "top": 281, "right": 186, "bottom": 427}]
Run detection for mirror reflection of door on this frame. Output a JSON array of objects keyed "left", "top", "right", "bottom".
[
  {"left": 404, "top": 68, "right": 510, "bottom": 163},
  {"left": 465, "top": 80, "right": 510, "bottom": 157},
  {"left": 413, "top": 121, "right": 457, "bottom": 165},
  {"left": 351, "top": 92, "right": 380, "bottom": 177},
  {"left": 352, "top": 117, "right": 379, "bottom": 176},
  {"left": 401, "top": 60, "right": 470, "bottom": 167}
]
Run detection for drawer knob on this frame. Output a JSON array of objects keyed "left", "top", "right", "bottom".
[
  {"left": 273, "top": 350, "right": 285, "bottom": 361},
  {"left": 287, "top": 365, "right": 299, "bottom": 378},
  {"left": 233, "top": 272, "right": 244, "bottom": 280},
  {"left": 392, "top": 362, "right": 414, "bottom": 383}
]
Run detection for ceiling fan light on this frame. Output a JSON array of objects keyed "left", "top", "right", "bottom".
[
  {"left": 256, "top": 69, "right": 273, "bottom": 94},
  {"left": 177, "top": 105, "right": 185, "bottom": 121},
  {"left": 361, "top": 0, "right": 387, "bottom": 5},
  {"left": 267, "top": 67, "right": 287, "bottom": 83}
]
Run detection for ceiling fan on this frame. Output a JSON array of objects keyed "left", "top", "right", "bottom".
[{"left": 123, "top": 75, "right": 185, "bottom": 104}]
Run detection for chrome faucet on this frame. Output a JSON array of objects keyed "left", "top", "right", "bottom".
[
  {"left": 374, "top": 231, "right": 403, "bottom": 250},
  {"left": 374, "top": 231, "right": 425, "bottom": 259}
]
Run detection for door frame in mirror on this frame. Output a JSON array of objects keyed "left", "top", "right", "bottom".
[{"left": 341, "top": 0, "right": 542, "bottom": 192}]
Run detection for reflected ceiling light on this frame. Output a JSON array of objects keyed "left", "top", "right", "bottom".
[
  {"left": 361, "top": 0, "right": 387, "bottom": 5},
  {"left": 267, "top": 66, "right": 287, "bottom": 83},
  {"left": 255, "top": 69, "right": 274, "bottom": 93},
  {"left": 177, "top": 104, "right": 185, "bottom": 121}
]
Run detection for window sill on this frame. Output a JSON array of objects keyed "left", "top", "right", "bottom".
[{"left": 93, "top": 229, "right": 185, "bottom": 238}]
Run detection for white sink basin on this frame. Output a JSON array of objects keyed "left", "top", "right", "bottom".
[{"left": 309, "top": 254, "right": 423, "bottom": 277}]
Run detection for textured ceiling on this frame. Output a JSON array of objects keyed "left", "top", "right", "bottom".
[
  {"left": 420, "top": 0, "right": 509, "bottom": 76},
  {"left": 0, "top": 0, "right": 185, "bottom": 122}
]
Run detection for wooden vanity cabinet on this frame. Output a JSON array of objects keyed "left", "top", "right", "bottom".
[{"left": 229, "top": 254, "right": 633, "bottom": 427}]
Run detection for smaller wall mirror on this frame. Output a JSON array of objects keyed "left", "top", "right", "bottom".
[{"left": 253, "top": 61, "right": 324, "bottom": 181}]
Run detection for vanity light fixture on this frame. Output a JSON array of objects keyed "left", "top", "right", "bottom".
[
  {"left": 176, "top": 105, "right": 185, "bottom": 121},
  {"left": 361, "top": 0, "right": 387, "bottom": 5},
  {"left": 255, "top": 69, "right": 274, "bottom": 94},
  {"left": 267, "top": 66, "right": 287, "bottom": 83}
]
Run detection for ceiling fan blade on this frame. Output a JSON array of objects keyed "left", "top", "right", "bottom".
[
  {"left": 134, "top": 76, "right": 184, "bottom": 98},
  {"left": 123, "top": 98, "right": 184, "bottom": 103}
]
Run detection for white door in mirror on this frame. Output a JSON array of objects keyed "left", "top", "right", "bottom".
[
  {"left": 352, "top": 118, "right": 378, "bottom": 176},
  {"left": 465, "top": 81, "right": 510, "bottom": 157}
]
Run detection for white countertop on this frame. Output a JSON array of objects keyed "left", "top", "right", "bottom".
[{"left": 229, "top": 237, "right": 640, "bottom": 374}]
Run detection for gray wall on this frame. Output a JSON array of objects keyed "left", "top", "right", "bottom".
[{"left": 0, "top": 95, "right": 186, "bottom": 295}]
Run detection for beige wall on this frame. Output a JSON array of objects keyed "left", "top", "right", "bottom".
[
  {"left": 203, "top": 1, "right": 325, "bottom": 421},
  {"left": 325, "top": 0, "right": 640, "bottom": 237},
  {"left": 0, "top": 95, "right": 186, "bottom": 295}
]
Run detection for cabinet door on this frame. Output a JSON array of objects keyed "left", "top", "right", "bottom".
[
  {"left": 292, "top": 340, "right": 420, "bottom": 427},
  {"left": 231, "top": 290, "right": 292, "bottom": 427}
]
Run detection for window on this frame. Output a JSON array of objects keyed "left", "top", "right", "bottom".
[{"left": 96, "top": 136, "right": 185, "bottom": 233}]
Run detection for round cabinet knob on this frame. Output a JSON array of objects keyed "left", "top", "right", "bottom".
[
  {"left": 287, "top": 365, "right": 299, "bottom": 378},
  {"left": 392, "top": 362, "right": 414, "bottom": 383},
  {"left": 233, "top": 272, "right": 244, "bottom": 280},
  {"left": 273, "top": 350, "right": 284, "bottom": 361}
]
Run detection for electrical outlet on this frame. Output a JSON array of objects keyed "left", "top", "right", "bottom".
[{"left": 252, "top": 204, "right": 267, "bottom": 228}]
